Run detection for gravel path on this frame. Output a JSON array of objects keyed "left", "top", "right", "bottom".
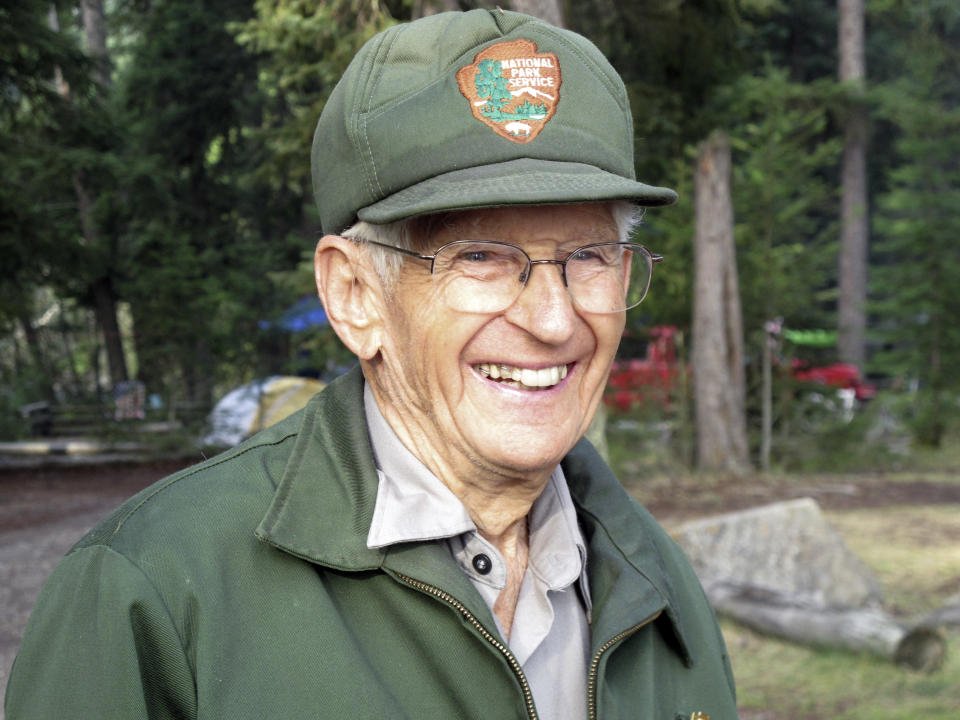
[{"left": 0, "top": 459, "right": 193, "bottom": 714}]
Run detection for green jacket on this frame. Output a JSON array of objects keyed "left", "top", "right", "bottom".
[{"left": 6, "top": 367, "right": 737, "bottom": 720}]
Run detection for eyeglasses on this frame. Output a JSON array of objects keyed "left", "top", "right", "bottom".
[{"left": 365, "top": 239, "right": 663, "bottom": 314}]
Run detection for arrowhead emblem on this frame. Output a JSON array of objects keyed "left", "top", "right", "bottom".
[{"left": 456, "top": 39, "right": 562, "bottom": 144}]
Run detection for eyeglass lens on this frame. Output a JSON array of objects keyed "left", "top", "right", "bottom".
[{"left": 431, "top": 241, "right": 652, "bottom": 314}]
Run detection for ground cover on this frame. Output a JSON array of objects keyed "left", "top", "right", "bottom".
[
  {"left": 611, "top": 439, "right": 960, "bottom": 720},
  {"left": 722, "top": 502, "right": 960, "bottom": 720}
]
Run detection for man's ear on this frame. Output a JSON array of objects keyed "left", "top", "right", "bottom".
[{"left": 314, "top": 235, "right": 385, "bottom": 360}]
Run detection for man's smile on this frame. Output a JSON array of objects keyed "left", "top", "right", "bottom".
[{"left": 473, "top": 362, "right": 571, "bottom": 390}]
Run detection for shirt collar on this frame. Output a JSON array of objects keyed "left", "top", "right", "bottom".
[
  {"left": 363, "top": 383, "right": 589, "bottom": 598},
  {"left": 255, "top": 366, "right": 692, "bottom": 665}
]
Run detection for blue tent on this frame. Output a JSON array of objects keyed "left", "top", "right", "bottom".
[{"left": 259, "top": 296, "right": 329, "bottom": 332}]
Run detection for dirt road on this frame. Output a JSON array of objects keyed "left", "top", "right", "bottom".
[{"left": 0, "top": 459, "right": 194, "bottom": 709}]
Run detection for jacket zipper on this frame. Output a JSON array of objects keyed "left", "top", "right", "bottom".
[
  {"left": 395, "top": 572, "right": 539, "bottom": 720},
  {"left": 587, "top": 610, "right": 663, "bottom": 720}
]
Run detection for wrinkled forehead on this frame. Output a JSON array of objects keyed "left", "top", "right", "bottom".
[{"left": 408, "top": 203, "right": 620, "bottom": 250}]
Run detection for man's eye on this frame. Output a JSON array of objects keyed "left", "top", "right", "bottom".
[
  {"left": 462, "top": 251, "right": 490, "bottom": 262},
  {"left": 571, "top": 249, "right": 602, "bottom": 262},
  {"left": 571, "top": 246, "right": 620, "bottom": 265}
]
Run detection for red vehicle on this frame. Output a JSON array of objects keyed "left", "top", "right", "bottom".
[
  {"left": 605, "top": 326, "right": 876, "bottom": 411},
  {"left": 791, "top": 360, "right": 876, "bottom": 401},
  {"left": 605, "top": 326, "right": 680, "bottom": 411}
]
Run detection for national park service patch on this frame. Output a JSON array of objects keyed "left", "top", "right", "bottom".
[{"left": 456, "top": 39, "right": 561, "bottom": 143}]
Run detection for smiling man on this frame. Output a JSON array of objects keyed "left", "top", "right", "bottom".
[{"left": 6, "top": 9, "right": 737, "bottom": 720}]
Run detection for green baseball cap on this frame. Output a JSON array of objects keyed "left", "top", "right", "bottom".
[{"left": 312, "top": 9, "right": 677, "bottom": 235}]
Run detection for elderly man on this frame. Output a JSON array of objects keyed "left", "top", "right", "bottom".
[{"left": 6, "top": 9, "right": 737, "bottom": 720}]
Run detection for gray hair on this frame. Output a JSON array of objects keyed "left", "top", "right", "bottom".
[{"left": 343, "top": 201, "right": 644, "bottom": 287}]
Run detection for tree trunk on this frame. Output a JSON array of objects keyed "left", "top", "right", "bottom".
[
  {"left": 47, "top": 4, "right": 69, "bottom": 96},
  {"left": 91, "top": 276, "right": 129, "bottom": 387},
  {"left": 17, "top": 312, "right": 55, "bottom": 401},
  {"left": 81, "top": 0, "right": 111, "bottom": 90},
  {"left": 692, "top": 131, "right": 751, "bottom": 473},
  {"left": 837, "top": 0, "right": 868, "bottom": 368},
  {"left": 509, "top": 0, "right": 565, "bottom": 27},
  {"left": 920, "top": 598, "right": 960, "bottom": 629},
  {"left": 50, "top": 0, "right": 129, "bottom": 389},
  {"left": 761, "top": 330, "right": 773, "bottom": 471},
  {"left": 72, "top": 174, "right": 128, "bottom": 388},
  {"left": 58, "top": 303, "right": 85, "bottom": 397},
  {"left": 703, "top": 580, "right": 946, "bottom": 673}
]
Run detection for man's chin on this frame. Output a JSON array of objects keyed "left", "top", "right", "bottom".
[{"left": 468, "top": 428, "right": 580, "bottom": 478}]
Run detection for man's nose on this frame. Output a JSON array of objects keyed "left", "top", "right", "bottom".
[{"left": 504, "top": 261, "right": 578, "bottom": 344}]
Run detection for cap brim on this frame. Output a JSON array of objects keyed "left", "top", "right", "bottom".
[{"left": 356, "top": 158, "right": 677, "bottom": 225}]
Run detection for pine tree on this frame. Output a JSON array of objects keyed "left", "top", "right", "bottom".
[{"left": 871, "top": 1, "right": 960, "bottom": 446}]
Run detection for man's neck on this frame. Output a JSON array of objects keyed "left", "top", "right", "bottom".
[
  {"left": 487, "top": 515, "right": 529, "bottom": 641},
  {"left": 365, "top": 377, "right": 547, "bottom": 636}
]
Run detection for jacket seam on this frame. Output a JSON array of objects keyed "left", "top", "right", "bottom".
[
  {"left": 76, "top": 544, "right": 197, "bottom": 682},
  {"left": 106, "top": 430, "right": 299, "bottom": 538}
]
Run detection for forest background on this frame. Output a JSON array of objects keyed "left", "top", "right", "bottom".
[
  {"left": 4, "top": 3, "right": 960, "bottom": 717},
  {"left": 2, "top": 0, "right": 960, "bottom": 473}
]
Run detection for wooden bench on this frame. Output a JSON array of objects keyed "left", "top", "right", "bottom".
[{"left": 20, "top": 400, "right": 210, "bottom": 438}]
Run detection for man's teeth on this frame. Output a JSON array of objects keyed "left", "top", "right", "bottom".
[{"left": 475, "top": 363, "right": 569, "bottom": 389}]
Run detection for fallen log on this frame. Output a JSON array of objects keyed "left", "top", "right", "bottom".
[
  {"left": 702, "top": 580, "right": 946, "bottom": 673},
  {"left": 919, "top": 598, "right": 960, "bottom": 629}
]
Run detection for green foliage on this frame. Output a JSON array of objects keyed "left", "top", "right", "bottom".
[
  {"left": 475, "top": 59, "right": 509, "bottom": 107},
  {"left": 0, "top": 1, "right": 93, "bottom": 329},
  {"left": 739, "top": 0, "right": 838, "bottom": 83},
  {"left": 869, "top": 1, "right": 960, "bottom": 446},
  {"left": 231, "top": 0, "right": 396, "bottom": 194},
  {"left": 0, "top": 1, "right": 90, "bottom": 122},
  {"left": 634, "top": 67, "right": 840, "bottom": 343},
  {"left": 108, "top": 0, "right": 310, "bottom": 398},
  {"left": 769, "top": 389, "right": 903, "bottom": 472},
  {"left": 901, "top": 390, "right": 957, "bottom": 449},
  {"left": 0, "top": 0, "right": 956, "bottom": 473},
  {"left": 632, "top": 153, "right": 696, "bottom": 332},
  {"left": 723, "top": 68, "right": 842, "bottom": 336},
  {"left": 567, "top": 0, "right": 744, "bottom": 184}
]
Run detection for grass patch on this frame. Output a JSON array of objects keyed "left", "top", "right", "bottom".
[
  {"left": 606, "top": 411, "right": 960, "bottom": 717},
  {"left": 827, "top": 506, "right": 960, "bottom": 614},
  {"left": 728, "top": 623, "right": 960, "bottom": 720},
  {"left": 724, "top": 504, "right": 960, "bottom": 718}
]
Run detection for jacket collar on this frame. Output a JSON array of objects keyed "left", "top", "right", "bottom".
[
  {"left": 255, "top": 366, "right": 485, "bottom": 622},
  {"left": 256, "top": 366, "right": 384, "bottom": 571},
  {"left": 256, "top": 365, "right": 692, "bottom": 664},
  {"left": 563, "top": 442, "right": 693, "bottom": 665}
]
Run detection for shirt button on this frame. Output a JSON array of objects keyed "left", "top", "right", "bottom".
[{"left": 472, "top": 553, "right": 492, "bottom": 575}]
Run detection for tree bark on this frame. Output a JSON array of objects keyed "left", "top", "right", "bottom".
[
  {"left": 17, "top": 312, "right": 55, "bottom": 401},
  {"left": 920, "top": 598, "right": 960, "bottom": 629},
  {"left": 509, "top": 0, "right": 565, "bottom": 27},
  {"left": 761, "top": 330, "right": 773, "bottom": 470},
  {"left": 81, "top": 0, "right": 111, "bottom": 90},
  {"left": 58, "top": 303, "right": 85, "bottom": 397},
  {"left": 692, "top": 131, "right": 751, "bottom": 473},
  {"left": 837, "top": 0, "right": 868, "bottom": 368},
  {"left": 49, "top": 1, "right": 129, "bottom": 389},
  {"left": 703, "top": 580, "right": 946, "bottom": 673},
  {"left": 91, "top": 276, "right": 129, "bottom": 387}
]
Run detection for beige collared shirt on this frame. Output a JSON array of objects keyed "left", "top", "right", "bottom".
[{"left": 363, "top": 385, "right": 591, "bottom": 720}]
